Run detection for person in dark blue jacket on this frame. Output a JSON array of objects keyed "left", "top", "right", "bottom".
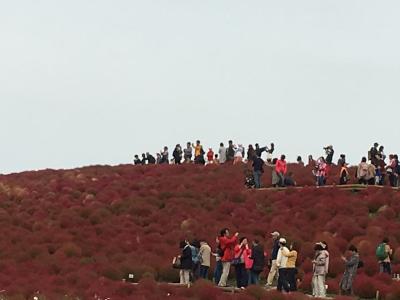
[{"left": 179, "top": 240, "right": 193, "bottom": 285}]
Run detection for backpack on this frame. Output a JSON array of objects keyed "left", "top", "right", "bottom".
[{"left": 376, "top": 243, "right": 388, "bottom": 261}]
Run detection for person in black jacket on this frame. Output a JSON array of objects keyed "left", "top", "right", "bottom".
[
  {"left": 146, "top": 152, "right": 156, "bottom": 164},
  {"left": 249, "top": 240, "right": 265, "bottom": 285},
  {"left": 179, "top": 240, "right": 193, "bottom": 285},
  {"left": 134, "top": 155, "right": 141, "bottom": 165},
  {"left": 173, "top": 144, "right": 183, "bottom": 164},
  {"left": 253, "top": 156, "right": 265, "bottom": 189}
]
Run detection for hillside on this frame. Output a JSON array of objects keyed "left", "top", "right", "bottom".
[{"left": 0, "top": 163, "right": 400, "bottom": 299}]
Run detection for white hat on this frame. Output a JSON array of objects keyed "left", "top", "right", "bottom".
[
  {"left": 271, "top": 231, "right": 280, "bottom": 236},
  {"left": 279, "top": 238, "right": 286, "bottom": 244}
]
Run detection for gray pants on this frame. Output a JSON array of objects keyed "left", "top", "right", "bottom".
[{"left": 218, "top": 262, "right": 231, "bottom": 287}]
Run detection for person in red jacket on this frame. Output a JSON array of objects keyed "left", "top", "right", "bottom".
[
  {"left": 207, "top": 148, "right": 214, "bottom": 164},
  {"left": 218, "top": 228, "right": 239, "bottom": 287},
  {"left": 275, "top": 155, "right": 287, "bottom": 187}
]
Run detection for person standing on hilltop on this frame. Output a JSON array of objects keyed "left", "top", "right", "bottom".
[
  {"left": 339, "top": 162, "right": 350, "bottom": 185},
  {"left": 173, "top": 144, "right": 183, "bottom": 164},
  {"left": 226, "top": 140, "right": 235, "bottom": 163},
  {"left": 247, "top": 145, "right": 256, "bottom": 162},
  {"left": 218, "top": 143, "right": 227, "bottom": 164},
  {"left": 146, "top": 152, "right": 156, "bottom": 164},
  {"left": 297, "top": 156, "right": 304, "bottom": 166},
  {"left": 134, "top": 155, "right": 142, "bottom": 165},
  {"left": 160, "top": 147, "right": 169, "bottom": 164},
  {"left": 357, "top": 157, "right": 369, "bottom": 185},
  {"left": 324, "top": 145, "right": 334, "bottom": 165},
  {"left": 255, "top": 144, "right": 267, "bottom": 158},
  {"left": 218, "top": 228, "right": 239, "bottom": 287},
  {"left": 207, "top": 148, "right": 214, "bottom": 164},
  {"left": 266, "top": 143, "right": 275, "bottom": 163},
  {"left": 369, "top": 142, "right": 380, "bottom": 167},
  {"left": 315, "top": 157, "right": 327, "bottom": 187},
  {"left": 233, "top": 144, "right": 245, "bottom": 165},
  {"left": 252, "top": 155, "right": 264, "bottom": 189},
  {"left": 183, "top": 142, "right": 193, "bottom": 163},
  {"left": 275, "top": 155, "right": 287, "bottom": 187},
  {"left": 192, "top": 140, "right": 205, "bottom": 165}
]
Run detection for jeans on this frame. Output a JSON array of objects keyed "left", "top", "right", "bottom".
[
  {"left": 214, "top": 260, "right": 223, "bottom": 284},
  {"left": 253, "top": 170, "right": 262, "bottom": 189},
  {"left": 380, "top": 262, "right": 392, "bottom": 275},
  {"left": 248, "top": 270, "right": 261, "bottom": 285},
  {"left": 277, "top": 173, "right": 285, "bottom": 187},
  {"left": 317, "top": 176, "right": 325, "bottom": 186},
  {"left": 192, "top": 262, "right": 200, "bottom": 282},
  {"left": 286, "top": 268, "right": 297, "bottom": 291},
  {"left": 199, "top": 265, "right": 209, "bottom": 279},
  {"left": 234, "top": 263, "right": 248, "bottom": 288},
  {"left": 218, "top": 262, "right": 231, "bottom": 287},
  {"left": 277, "top": 268, "right": 289, "bottom": 292}
]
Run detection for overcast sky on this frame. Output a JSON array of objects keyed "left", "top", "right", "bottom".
[{"left": 1, "top": 1, "right": 399, "bottom": 173}]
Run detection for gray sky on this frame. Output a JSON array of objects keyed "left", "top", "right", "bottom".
[{"left": 1, "top": 0, "right": 399, "bottom": 174}]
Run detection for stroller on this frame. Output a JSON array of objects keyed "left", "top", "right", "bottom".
[{"left": 244, "top": 170, "right": 256, "bottom": 189}]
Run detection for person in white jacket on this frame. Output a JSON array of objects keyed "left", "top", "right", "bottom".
[{"left": 276, "top": 238, "right": 290, "bottom": 292}]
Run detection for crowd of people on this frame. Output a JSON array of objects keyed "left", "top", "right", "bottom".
[
  {"left": 134, "top": 141, "right": 400, "bottom": 189},
  {"left": 174, "top": 230, "right": 393, "bottom": 297}
]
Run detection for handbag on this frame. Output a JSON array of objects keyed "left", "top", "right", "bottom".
[
  {"left": 231, "top": 248, "right": 245, "bottom": 266},
  {"left": 172, "top": 256, "right": 181, "bottom": 269}
]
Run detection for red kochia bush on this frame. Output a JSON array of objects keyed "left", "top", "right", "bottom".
[{"left": 0, "top": 164, "right": 400, "bottom": 298}]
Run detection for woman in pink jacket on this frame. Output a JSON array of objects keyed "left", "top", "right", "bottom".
[{"left": 233, "top": 237, "right": 251, "bottom": 289}]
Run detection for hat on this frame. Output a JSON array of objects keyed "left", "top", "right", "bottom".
[
  {"left": 279, "top": 238, "right": 286, "bottom": 244},
  {"left": 270, "top": 231, "right": 280, "bottom": 237}
]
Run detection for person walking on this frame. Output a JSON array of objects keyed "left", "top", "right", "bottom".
[
  {"left": 324, "top": 145, "right": 334, "bottom": 165},
  {"left": 340, "top": 245, "right": 360, "bottom": 296},
  {"left": 218, "top": 228, "right": 239, "bottom": 287},
  {"left": 192, "top": 140, "right": 205, "bottom": 165},
  {"left": 218, "top": 143, "right": 227, "bottom": 164},
  {"left": 275, "top": 155, "right": 287, "bottom": 187},
  {"left": 266, "top": 231, "right": 281, "bottom": 287},
  {"left": 312, "top": 243, "right": 329, "bottom": 298},
  {"left": 248, "top": 239, "right": 265, "bottom": 285},
  {"left": 190, "top": 240, "right": 201, "bottom": 281},
  {"left": 179, "top": 240, "right": 193, "bottom": 286},
  {"left": 252, "top": 155, "right": 265, "bottom": 189},
  {"left": 198, "top": 240, "right": 212, "bottom": 279},
  {"left": 213, "top": 237, "right": 223, "bottom": 285},
  {"left": 377, "top": 238, "right": 393, "bottom": 275},
  {"left": 276, "top": 238, "right": 290, "bottom": 293}
]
